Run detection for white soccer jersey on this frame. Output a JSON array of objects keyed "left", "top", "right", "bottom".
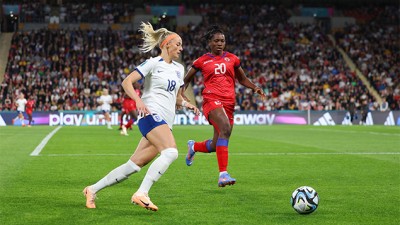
[
  {"left": 136, "top": 56, "right": 184, "bottom": 129},
  {"left": 99, "top": 95, "right": 112, "bottom": 111},
  {"left": 16, "top": 98, "right": 27, "bottom": 112}
]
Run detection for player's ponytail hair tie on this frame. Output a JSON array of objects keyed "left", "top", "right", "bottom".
[{"left": 160, "top": 33, "right": 179, "bottom": 49}]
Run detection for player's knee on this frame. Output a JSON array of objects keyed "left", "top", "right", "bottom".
[
  {"left": 161, "top": 148, "right": 178, "bottom": 163},
  {"left": 219, "top": 126, "right": 232, "bottom": 138}
]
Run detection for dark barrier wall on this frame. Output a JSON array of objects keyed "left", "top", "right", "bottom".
[{"left": 0, "top": 110, "right": 399, "bottom": 126}]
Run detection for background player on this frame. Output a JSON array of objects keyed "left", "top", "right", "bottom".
[
  {"left": 14, "top": 93, "right": 27, "bottom": 127},
  {"left": 182, "top": 25, "right": 266, "bottom": 187},
  {"left": 120, "top": 82, "right": 141, "bottom": 136},
  {"left": 26, "top": 95, "right": 35, "bottom": 127},
  {"left": 98, "top": 88, "right": 113, "bottom": 129}
]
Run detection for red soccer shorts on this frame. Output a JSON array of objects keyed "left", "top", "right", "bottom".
[{"left": 202, "top": 99, "right": 235, "bottom": 125}]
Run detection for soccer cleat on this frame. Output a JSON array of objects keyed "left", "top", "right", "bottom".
[
  {"left": 218, "top": 173, "right": 236, "bottom": 187},
  {"left": 83, "top": 186, "right": 96, "bottom": 208},
  {"left": 120, "top": 125, "right": 128, "bottom": 136},
  {"left": 131, "top": 192, "right": 158, "bottom": 211},
  {"left": 185, "top": 140, "right": 195, "bottom": 166}
]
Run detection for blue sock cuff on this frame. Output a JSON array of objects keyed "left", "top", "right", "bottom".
[
  {"left": 216, "top": 138, "right": 229, "bottom": 147},
  {"left": 206, "top": 139, "right": 214, "bottom": 152}
]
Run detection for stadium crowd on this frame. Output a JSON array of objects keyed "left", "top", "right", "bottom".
[
  {"left": 17, "top": 1, "right": 136, "bottom": 24},
  {"left": 336, "top": 5, "right": 399, "bottom": 111},
  {"left": 0, "top": 2, "right": 398, "bottom": 112}
]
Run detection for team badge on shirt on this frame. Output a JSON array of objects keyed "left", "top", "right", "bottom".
[
  {"left": 176, "top": 71, "right": 181, "bottom": 79},
  {"left": 152, "top": 114, "right": 162, "bottom": 122}
]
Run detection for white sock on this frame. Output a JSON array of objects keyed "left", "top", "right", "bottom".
[
  {"left": 20, "top": 118, "right": 25, "bottom": 125},
  {"left": 219, "top": 171, "right": 228, "bottom": 176},
  {"left": 137, "top": 148, "right": 178, "bottom": 194},
  {"left": 91, "top": 160, "right": 141, "bottom": 193}
]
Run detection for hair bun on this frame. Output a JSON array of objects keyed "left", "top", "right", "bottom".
[{"left": 211, "top": 25, "right": 220, "bottom": 30}]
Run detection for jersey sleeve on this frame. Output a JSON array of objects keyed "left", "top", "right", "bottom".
[
  {"left": 179, "top": 65, "right": 185, "bottom": 87},
  {"left": 233, "top": 54, "right": 241, "bottom": 68},
  {"left": 192, "top": 57, "right": 202, "bottom": 71},
  {"left": 136, "top": 57, "right": 156, "bottom": 78}
]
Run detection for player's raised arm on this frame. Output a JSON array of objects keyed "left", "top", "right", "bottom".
[{"left": 235, "top": 66, "right": 266, "bottom": 100}]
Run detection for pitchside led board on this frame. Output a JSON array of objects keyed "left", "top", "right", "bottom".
[{"left": 0, "top": 111, "right": 399, "bottom": 126}]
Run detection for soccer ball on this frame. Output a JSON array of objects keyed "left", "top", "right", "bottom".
[{"left": 291, "top": 186, "right": 319, "bottom": 214}]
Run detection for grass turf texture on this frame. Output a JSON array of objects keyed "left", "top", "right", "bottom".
[{"left": 0, "top": 125, "right": 399, "bottom": 225}]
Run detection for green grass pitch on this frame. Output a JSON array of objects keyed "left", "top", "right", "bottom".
[{"left": 0, "top": 125, "right": 399, "bottom": 225}]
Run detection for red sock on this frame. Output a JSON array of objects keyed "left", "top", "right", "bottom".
[
  {"left": 125, "top": 119, "right": 133, "bottom": 129},
  {"left": 194, "top": 140, "right": 213, "bottom": 153},
  {"left": 119, "top": 114, "right": 124, "bottom": 128},
  {"left": 216, "top": 138, "right": 229, "bottom": 172}
]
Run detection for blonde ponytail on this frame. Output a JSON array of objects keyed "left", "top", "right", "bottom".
[{"left": 139, "top": 22, "right": 175, "bottom": 53}]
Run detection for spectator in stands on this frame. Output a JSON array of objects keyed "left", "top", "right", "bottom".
[
  {"left": 380, "top": 98, "right": 389, "bottom": 112},
  {"left": 347, "top": 97, "right": 357, "bottom": 125},
  {"left": 360, "top": 99, "right": 369, "bottom": 125}
]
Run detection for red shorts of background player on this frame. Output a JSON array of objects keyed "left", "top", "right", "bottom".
[
  {"left": 26, "top": 109, "right": 32, "bottom": 116},
  {"left": 123, "top": 98, "right": 137, "bottom": 113},
  {"left": 202, "top": 99, "right": 235, "bottom": 125}
]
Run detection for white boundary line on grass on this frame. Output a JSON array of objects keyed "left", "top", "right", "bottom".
[
  {"left": 30, "top": 126, "right": 62, "bottom": 156},
  {"left": 41, "top": 152, "right": 400, "bottom": 157},
  {"left": 308, "top": 128, "right": 400, "bottom": 137}
]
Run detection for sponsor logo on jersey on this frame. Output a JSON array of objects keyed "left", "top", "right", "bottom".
[
  {"left": 214, "top": 101, "right": 221, "bottom": 106},
  {"left": 203, "top": 60, "right": 213, "bottom": 65}
]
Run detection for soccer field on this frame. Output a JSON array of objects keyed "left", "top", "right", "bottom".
[{"left": 0, "top": 125, "right": 399, "bottom": 225}]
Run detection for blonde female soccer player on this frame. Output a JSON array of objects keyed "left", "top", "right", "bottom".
[
  {"left": 98, "top": 88, "right": 113, "bottom": 129},
  {"left": 83, "top": 22, "right": 200, "bottom": 211},
  {"left": 14, "top": 93, "right": 27, "bottom": 127}
]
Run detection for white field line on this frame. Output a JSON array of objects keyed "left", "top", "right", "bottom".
[
  {"left": 30, "top": 126, "right": 62, "bottom": 156},
  {"left": 308, "top": 128, "right": 400, "bottom": 137},
  {"left": 39, "top": 152, "right": 400, "bottom": 157}
]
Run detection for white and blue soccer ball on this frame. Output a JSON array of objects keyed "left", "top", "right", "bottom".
[{"left": 291, "top": 186, "right": 319, "bottom": 214}]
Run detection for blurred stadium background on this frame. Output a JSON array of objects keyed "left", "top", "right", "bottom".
[
  {"left": 0, "top": 0, "right": 398, "bottom": 126},
  {"left": 0, "top": 1, "right": 399, "bottom": 225}
]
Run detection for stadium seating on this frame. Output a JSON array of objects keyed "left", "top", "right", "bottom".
[{"left": 0, "top": 2, "right": 398, "bottom": 112}]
